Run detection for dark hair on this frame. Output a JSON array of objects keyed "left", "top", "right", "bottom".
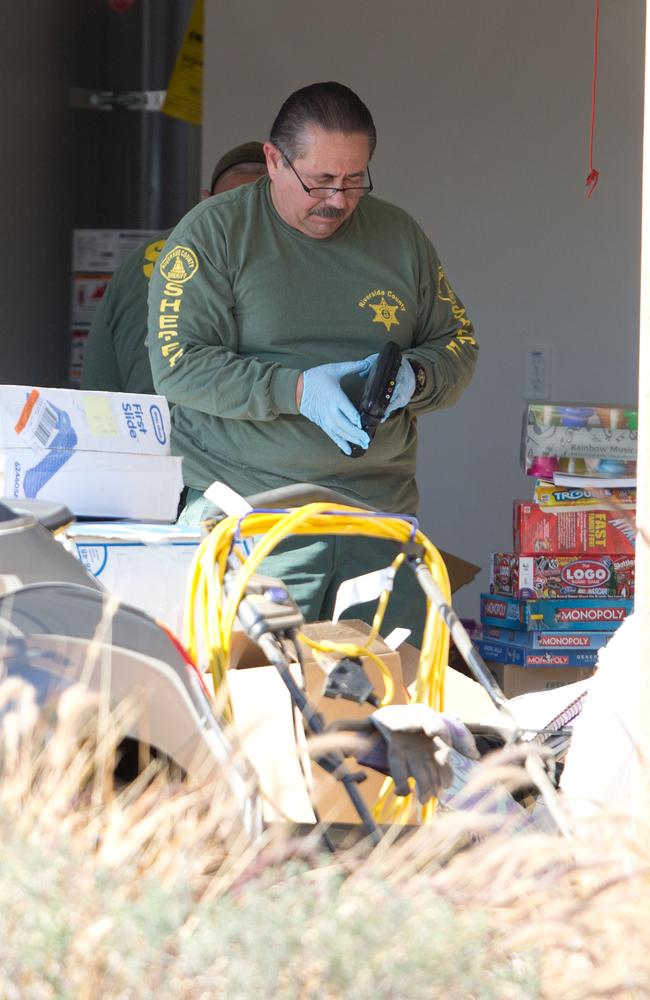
[{"left": 270, "top": 81, "right": 376, "bottom": 161}]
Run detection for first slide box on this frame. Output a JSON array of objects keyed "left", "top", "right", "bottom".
[
  {"left": 0, "top": 386, "right": 181, "bottom": 520},
  {"left": 0, "top": 385, "right": 172, "bottom": 455}
]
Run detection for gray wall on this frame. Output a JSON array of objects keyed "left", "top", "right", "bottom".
[
  {"left": 3, "top": 3, "right": 77, "bottom": 386},
  {"left": 201, "top": 0, "right": 644, "bottom": 616}
]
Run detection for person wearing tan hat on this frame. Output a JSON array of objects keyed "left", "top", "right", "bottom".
[
  {"left": 81, "top": 142, "right": 267, "bottom": 394},
  {"left": 204, "top": 141, "right": 267, "bottom": 197}
]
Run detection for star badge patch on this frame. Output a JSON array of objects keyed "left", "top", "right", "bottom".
[{"left": 369, "top": 296, "right": 400, "bottom": 332}]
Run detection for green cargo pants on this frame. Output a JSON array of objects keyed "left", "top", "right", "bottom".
[{"left": 179, "top": 489, "right": 426, "bottom": 647}]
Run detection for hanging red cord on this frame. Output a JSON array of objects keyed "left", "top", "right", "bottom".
[{"left": 585, "top": 0, "right": 600, "bottom": 197}]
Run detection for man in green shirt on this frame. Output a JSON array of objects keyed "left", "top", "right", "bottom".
[
  {"left": 80, "top": 142, "right": 267, "bottom": 395},
  {"left": 147, "top": 82, "right": 478, "bottom": 645}
]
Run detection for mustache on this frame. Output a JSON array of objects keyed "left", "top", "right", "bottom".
[{"left": 308, "top": 205, "right": 347, "bottom": 219}]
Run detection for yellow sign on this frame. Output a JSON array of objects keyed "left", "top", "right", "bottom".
[{"left": 162, "top": 0, "right": 203, "bottom": 125}]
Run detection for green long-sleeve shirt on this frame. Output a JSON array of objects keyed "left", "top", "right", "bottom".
[
  {"left": 81, "top": 234, "right": 170, "bottom": 394},
  {"left": 146, "top": 177, "right": 478, "bottom": 514}
]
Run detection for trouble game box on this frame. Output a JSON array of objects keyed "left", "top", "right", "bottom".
[{"left": 533, "top": 481, "right": 636, "bottom": 509}]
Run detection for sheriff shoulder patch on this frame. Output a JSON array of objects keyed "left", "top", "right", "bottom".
[{"left": 159, "top": 245, "right": 199, "bottom": 283}]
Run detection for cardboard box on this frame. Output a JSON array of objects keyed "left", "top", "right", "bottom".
[
  {"left": 1, "top": 449, "right": 183, "bottom": 520},
  {"left": 488, "top": 662, "right": 595, "bottom": 699},
  {"left": 490, "top": 552, "right": 635, "bottom": 599},
  {"left": 438, "top": 550, "right": 481, "bottom": 594},
  {"left": 227, "top": 619, "right": 408, "bottom": 825},
  {"left": 64, "top": 522, "right": 202, "bottom": 635},
  {"left": 0, "top": 385, "right": 172, "bottom": 454},
  {"left": 227, "top": 663, "right": 318, "bottom": 824},
  {"left": 0, "top": 385, "right": 181, "bottom": 520},
  {"left": 480, "top": 592, "right": 633, "bottom": 632},
  {"left": 513, "top": 501, "right": 635, "bottom": 556}
]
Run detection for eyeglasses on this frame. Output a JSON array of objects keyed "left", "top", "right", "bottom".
[{"left": 278, "top": 148, "right": 373, "bottom": 200}]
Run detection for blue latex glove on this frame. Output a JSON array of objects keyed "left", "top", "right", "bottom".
[
  {"left": 380, "top": 357, "right": 416, "bottom": 421},
  {"left": 299, "top": 357, "right": 376, "bottom": 454}
]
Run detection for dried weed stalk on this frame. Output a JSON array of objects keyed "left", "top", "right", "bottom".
[{"left": 0, "top": 678, "right": 648, "bottom": 999}]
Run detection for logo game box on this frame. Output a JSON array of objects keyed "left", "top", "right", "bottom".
[{"left": 490, "top": 552, "right": 635, "bottom": 599}]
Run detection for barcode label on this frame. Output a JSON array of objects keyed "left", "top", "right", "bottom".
[
  {"left": 15, "top": 393, "right": 65, "bottom": 449},
  {"left": 32, "top": 402, "right": 59, "bottom": 446}
]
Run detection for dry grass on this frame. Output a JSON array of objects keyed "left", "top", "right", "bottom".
[{"left": 0, "top": 677, "right": 648, "bottom": 999}]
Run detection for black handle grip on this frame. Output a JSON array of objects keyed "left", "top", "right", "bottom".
[{"left": 347, "top": 341, "right": 402, "bottom": 459}]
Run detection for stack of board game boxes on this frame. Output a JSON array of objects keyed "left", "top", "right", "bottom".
[{"left": 474, "top": 402, "right": 636, "bottom": 697}]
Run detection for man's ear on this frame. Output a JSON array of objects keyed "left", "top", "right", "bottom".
[{"left": 263, "top": 142, "right": 283, "bottom": 177}]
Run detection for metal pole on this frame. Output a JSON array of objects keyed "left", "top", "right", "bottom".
[{"left": 409, "top": 560, "right": 521, "bottom": 733}]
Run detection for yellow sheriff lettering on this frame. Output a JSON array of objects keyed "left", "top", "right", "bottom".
[
  {"left": 158, "top": 277, "right": 185, "bottom": 356},
  {"left": 142, "top": 239, "right": 167, "bottom": 279},
  {"left": 437, "top": 264, "right": 456, "bottom": 304},
  {"left": 446, "top": 324, "right": 477, "bottom": 355},
  {"left": 442, "top": 282, "right": 477, "bottom": 350},
  {"left": 438, "top": 263, "right": 477, "bottom": 351}
]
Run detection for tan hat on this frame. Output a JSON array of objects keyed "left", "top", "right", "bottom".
[{"left": 210, "top": 141, "right": 266, "bottom": 192}]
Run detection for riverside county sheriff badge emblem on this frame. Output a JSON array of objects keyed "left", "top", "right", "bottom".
[
  {"left": 159, "top": 245, "right": 199, "bottom": 283},
  {"left": 358, "top": 289, "right": 406, "bottom": 332}
]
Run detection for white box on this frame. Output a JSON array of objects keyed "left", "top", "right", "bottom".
[
  {"left": 64, "top": 522, "right": 202, "bottom": 635},
  {"left": 229, "top": 620, "right": 408, "bottom": 825},
  {"left": 2, "top": 449, "right": 184, "bottom": 520},
  {"left": 0, "top": 385, "right": 172, "bottom": 454},
  {"left": 0, "top": 385, "right": 181, "bottom": 519},
  {"left": 72, "top": 228, "right": 161, "bottom": 273}
]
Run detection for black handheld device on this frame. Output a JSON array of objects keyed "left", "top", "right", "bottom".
[{"left": 348, "top": 340, "right": 403, "bottom": 458}]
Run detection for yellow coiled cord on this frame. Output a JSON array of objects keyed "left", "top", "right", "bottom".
[{"left": 184, "top": 502, "right": 451, "bottom": 821}]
